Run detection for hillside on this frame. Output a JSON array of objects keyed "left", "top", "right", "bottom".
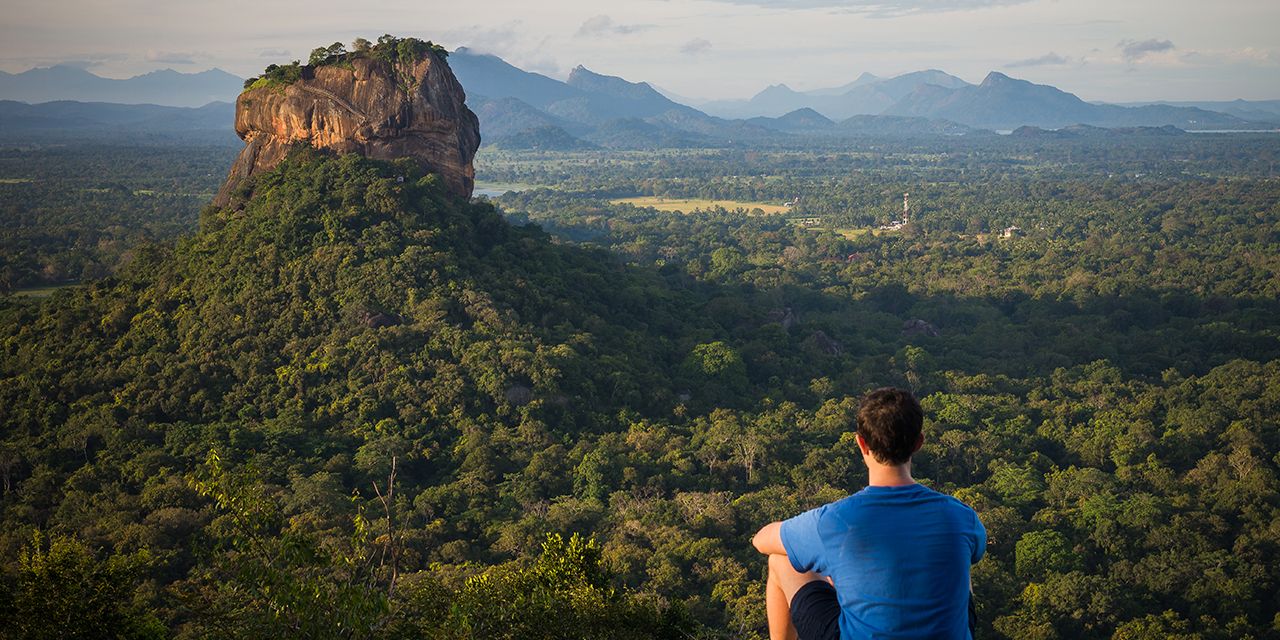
[{"left": 0, "top": 149, "right": 714, "bottom": 637}]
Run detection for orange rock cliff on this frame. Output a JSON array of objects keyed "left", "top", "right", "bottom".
[{"left": 214, "top": 51, "right": 480, "bottom": 206}]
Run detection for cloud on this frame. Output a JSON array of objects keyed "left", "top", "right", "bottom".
[
  {"left": 576, "top": 15, "right": 653, "bottom": 37},
  {"left": 680, "top": 38, "right": 713, "bottom": 55},
  {"left": 258, "top": 49, "right": 291, "bottom": 59},
  {"left": 701, "top": 0, "right": 1033, "bottom": 16},
  {"left": 1005, "top": 52, "right": 1069, "bottom": 68},
  {"left": 1119, "top": 39, "right": 1175, "bottom": 62},
  {"left": 145, "top": 50, "right": 201, "bottom": 64},
  {"left": 4, "top": 52, "right": 127, "bottom": 71},
  {"left": 446, "top": 23, "right": 563, "bottom": 77},
  {"left": 55, "top": 59, "right": 104, "bottom": 69},
  {"left": 1181, "top": 47, "right": 1280, "bottom": 67},
  {"left": 445, "top": 23, "right": 521, "bottom": 54}
]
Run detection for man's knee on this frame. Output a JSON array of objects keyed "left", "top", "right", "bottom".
[
  {"left": 768, "top": 554, "right": 825, "bottom": 601},
  {"left": 768, "top": 553, "right": 795, "bottom": 578}
]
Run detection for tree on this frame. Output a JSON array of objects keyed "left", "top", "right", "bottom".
[{"left": 4, "top": 532, "right": 163, "bottom": 640}]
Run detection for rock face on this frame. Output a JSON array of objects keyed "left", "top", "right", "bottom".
[{"left": 215, "top": 54, "right": 480, "bottom": 206}]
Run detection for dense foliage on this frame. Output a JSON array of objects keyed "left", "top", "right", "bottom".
[
  {"left": 0, "top": 144, "right": 237, "bottom": 292},
  {"left": 2, "top": 131, "right": 1280, "bottom": 638},
  {"left": 245, "top": 36, "right": 450, "bottom": 91}
]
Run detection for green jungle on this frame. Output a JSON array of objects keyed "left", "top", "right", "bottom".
[{"left": 2, "top": 66, "right": 1280, "bottom": 639}]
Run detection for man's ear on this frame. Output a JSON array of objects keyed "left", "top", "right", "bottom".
[{"left": 855, "top": 432, "right": 871, "bottom": 456}]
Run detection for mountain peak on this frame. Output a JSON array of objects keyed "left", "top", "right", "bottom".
[
  {"left": 752, "top": 83, "right": 797, "bottom": 100},
  {"left": 566, "top": 66, "right": 671, "bottom": 105},
  {"left": 980, "top": 71, "right": 1018, "bottom": 87},
  {"left": 217, "top": 41, "right": 479, "bottom": 205}
]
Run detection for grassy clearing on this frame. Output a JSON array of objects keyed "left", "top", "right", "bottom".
[
  {"left": 611, "top": 196, "right": 792, "bottom": 215},
  {"left": 0, "top": 178, "right": 33, "bottom": 184},
  {"left": 824, "top": 227, "right": 875, "bottom": 239},
  {"left": 10, "top": 283, "right": 80, "bottom": 298}
]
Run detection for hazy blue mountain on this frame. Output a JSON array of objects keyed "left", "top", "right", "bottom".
[
  {"left": 746, "top": 107, "right": 835, "bottom": 132},
  {"left": 1116, "top": 99, "right": 1280, "bottom": 124},
  {"left": 468, "top": 94, "right": 584, "bottom": 138},
  {"left": 648, "top": 83, "right": 707, "bottom": 108},
  {"left": 836, "top": 114, "right": 974, "bottom": 136},
  {"left": 448, "top": 48, "right": 583, "bottom": 109},
  {"left": 745, "top": 108, "right": 975, "bottom": 138},
  {"left": 702, "top": 84, "right": 807, "bottom": 119},
  {"left": 582, "top": 118, "right": 714, "bottom": 149},
  {"left": 702, "top": 70, "right": 972, "bottom": 120},
  {"left": 553, "top": 65, "right": 709, "bottom": 124},
  {"left": 566, "top": 66, "right": 669, "bottom": 104},
  {"left": 806, "top": 72, "right": 880, "bottom": 96},
  {"left": 886, "top": 72, "right": 1094, "bottom": 127},
  {"left": 867, "top": 70, "right": 970, "bottom": 99},
  {"left": 0, "top": 65, "right": 243, "bottom": 107},
  {"left": 644, "top": 108, "right": 773, "bottom": 141},
  {"left": 485, "top": 125, "right": 594, "bottom": 150},
  {"left": 886, "top": 71, "right": 1261, "bottom": 130},
  {"left": 448, "top": 51, "right": 762, "bottom": 145},
  {"left": 0, "top": 99, "right": 234, "bottom": 134}
]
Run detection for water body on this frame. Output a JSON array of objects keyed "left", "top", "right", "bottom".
[
  {"left": 994, "top": 128, "right": 1280, "bottom": 135},
  {"left": 473, "top": 182, "right": 534, "bottom": 198},
  {"left": 1186, "top": 129, "right": 1280, "bottom": 134}
]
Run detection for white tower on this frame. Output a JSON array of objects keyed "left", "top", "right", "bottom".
[{"left": 902, "top": 192, "right": 910, "bottom": 221}]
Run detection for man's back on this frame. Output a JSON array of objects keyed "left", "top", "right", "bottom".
[{"left": 781, "top": 483, "right": 986, "bottom": 639}]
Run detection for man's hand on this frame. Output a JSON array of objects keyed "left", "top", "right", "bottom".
[{"left": 753, "top": 521, "right": 786, "bottom": 556}]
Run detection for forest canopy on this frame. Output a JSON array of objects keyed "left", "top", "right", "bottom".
[{"left": 2, "top": 127, "right": 1279, "bottom": 638}]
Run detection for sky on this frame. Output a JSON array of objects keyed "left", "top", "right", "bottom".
[{"left": 1, "top": 0, "right": 1277, "bottom": 103}]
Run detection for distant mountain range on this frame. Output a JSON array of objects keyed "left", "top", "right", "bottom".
[
  {"left": 884, "top": 72, "right": 1266, "bottom": 130},
  {"left": 702, "top": 70, "right": 970, "bottom": 120},
  {"left": 449, "top": 49, "right": 763, "bottom": 149},
  {"left": 1, "top": 55, "right": 1276, "bottom": 150},
  {"left": 1116, "top": 99, "right": 1280, "bottom": 124},
  {"left": 0, "top": 65, "right": 243, "bottom": 108},
  {"left": 449, "top": 49, "right": 985, "bottom": 148},
  {"left": 0, "top": 99, "right": 238, "bottom": 144},
  {"left": 449, "top": 50, "right": 1278, "bottom": 147}
]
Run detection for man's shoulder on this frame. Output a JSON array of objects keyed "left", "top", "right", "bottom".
[
  {"left": 839, "top": 484, "right": 980, "bottom": 520},
  {"left": 813, "top": 484, "right": 979, "bottom": 516}
]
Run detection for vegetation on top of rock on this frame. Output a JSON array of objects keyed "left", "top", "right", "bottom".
[{"left": 242, "top": 35, "right": 449, "bottom": 90}]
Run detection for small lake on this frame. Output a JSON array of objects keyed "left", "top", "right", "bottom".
[{"left": 473, "top": 182, "right": 535, "bottom": 198}]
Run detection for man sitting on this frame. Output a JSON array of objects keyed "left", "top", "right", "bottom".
[{"left": 752, "top": 387, "right": 986, "bottom": 639}]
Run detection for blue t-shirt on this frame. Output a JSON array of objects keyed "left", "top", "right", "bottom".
[{"left": 780, "top": 483, "right": 986, "bottom": 639}]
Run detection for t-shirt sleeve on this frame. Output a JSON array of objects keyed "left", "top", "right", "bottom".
[
  {"left": 779, "top": 505, "right": 826, "bottom": 574},
  {"left": 971, "top": 510, "right": 987, "bottom": 564}
]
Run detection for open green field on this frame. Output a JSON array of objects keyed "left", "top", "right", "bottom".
[
  {"left": 809, "top": 226, "right": 879, "bottom": 239},
  {"left": 10, "top": 283, "right": 80, "bottom": 298},
  {"left": 611, "top": 196, "right": 792, "bottom": 214}
]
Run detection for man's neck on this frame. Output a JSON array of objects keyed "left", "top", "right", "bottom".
[{"left": 866, "top": 461, "right": 916, "bottom": 487}]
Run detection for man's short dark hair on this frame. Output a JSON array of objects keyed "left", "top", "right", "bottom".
[{"left": 857, "top": 387, "right": 923, "bottom": 465}]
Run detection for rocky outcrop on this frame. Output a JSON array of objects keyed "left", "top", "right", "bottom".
[
  {"left": 902, "top": 319, "right": 940, "bottom": 338},
  {"left": 215, "top": 53, "right": 480, "bottom": 205}
]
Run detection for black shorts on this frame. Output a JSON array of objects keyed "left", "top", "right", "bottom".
[
  {"left": 790, "top": 582, "right": 978, "bottom": 640},
  {"left": 790, "top": 581, "right": 841, "bottom": 640}
]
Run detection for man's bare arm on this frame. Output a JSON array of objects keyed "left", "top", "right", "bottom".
[{"left": 753, "top": 521, "right": 786, "bottom": 556}]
